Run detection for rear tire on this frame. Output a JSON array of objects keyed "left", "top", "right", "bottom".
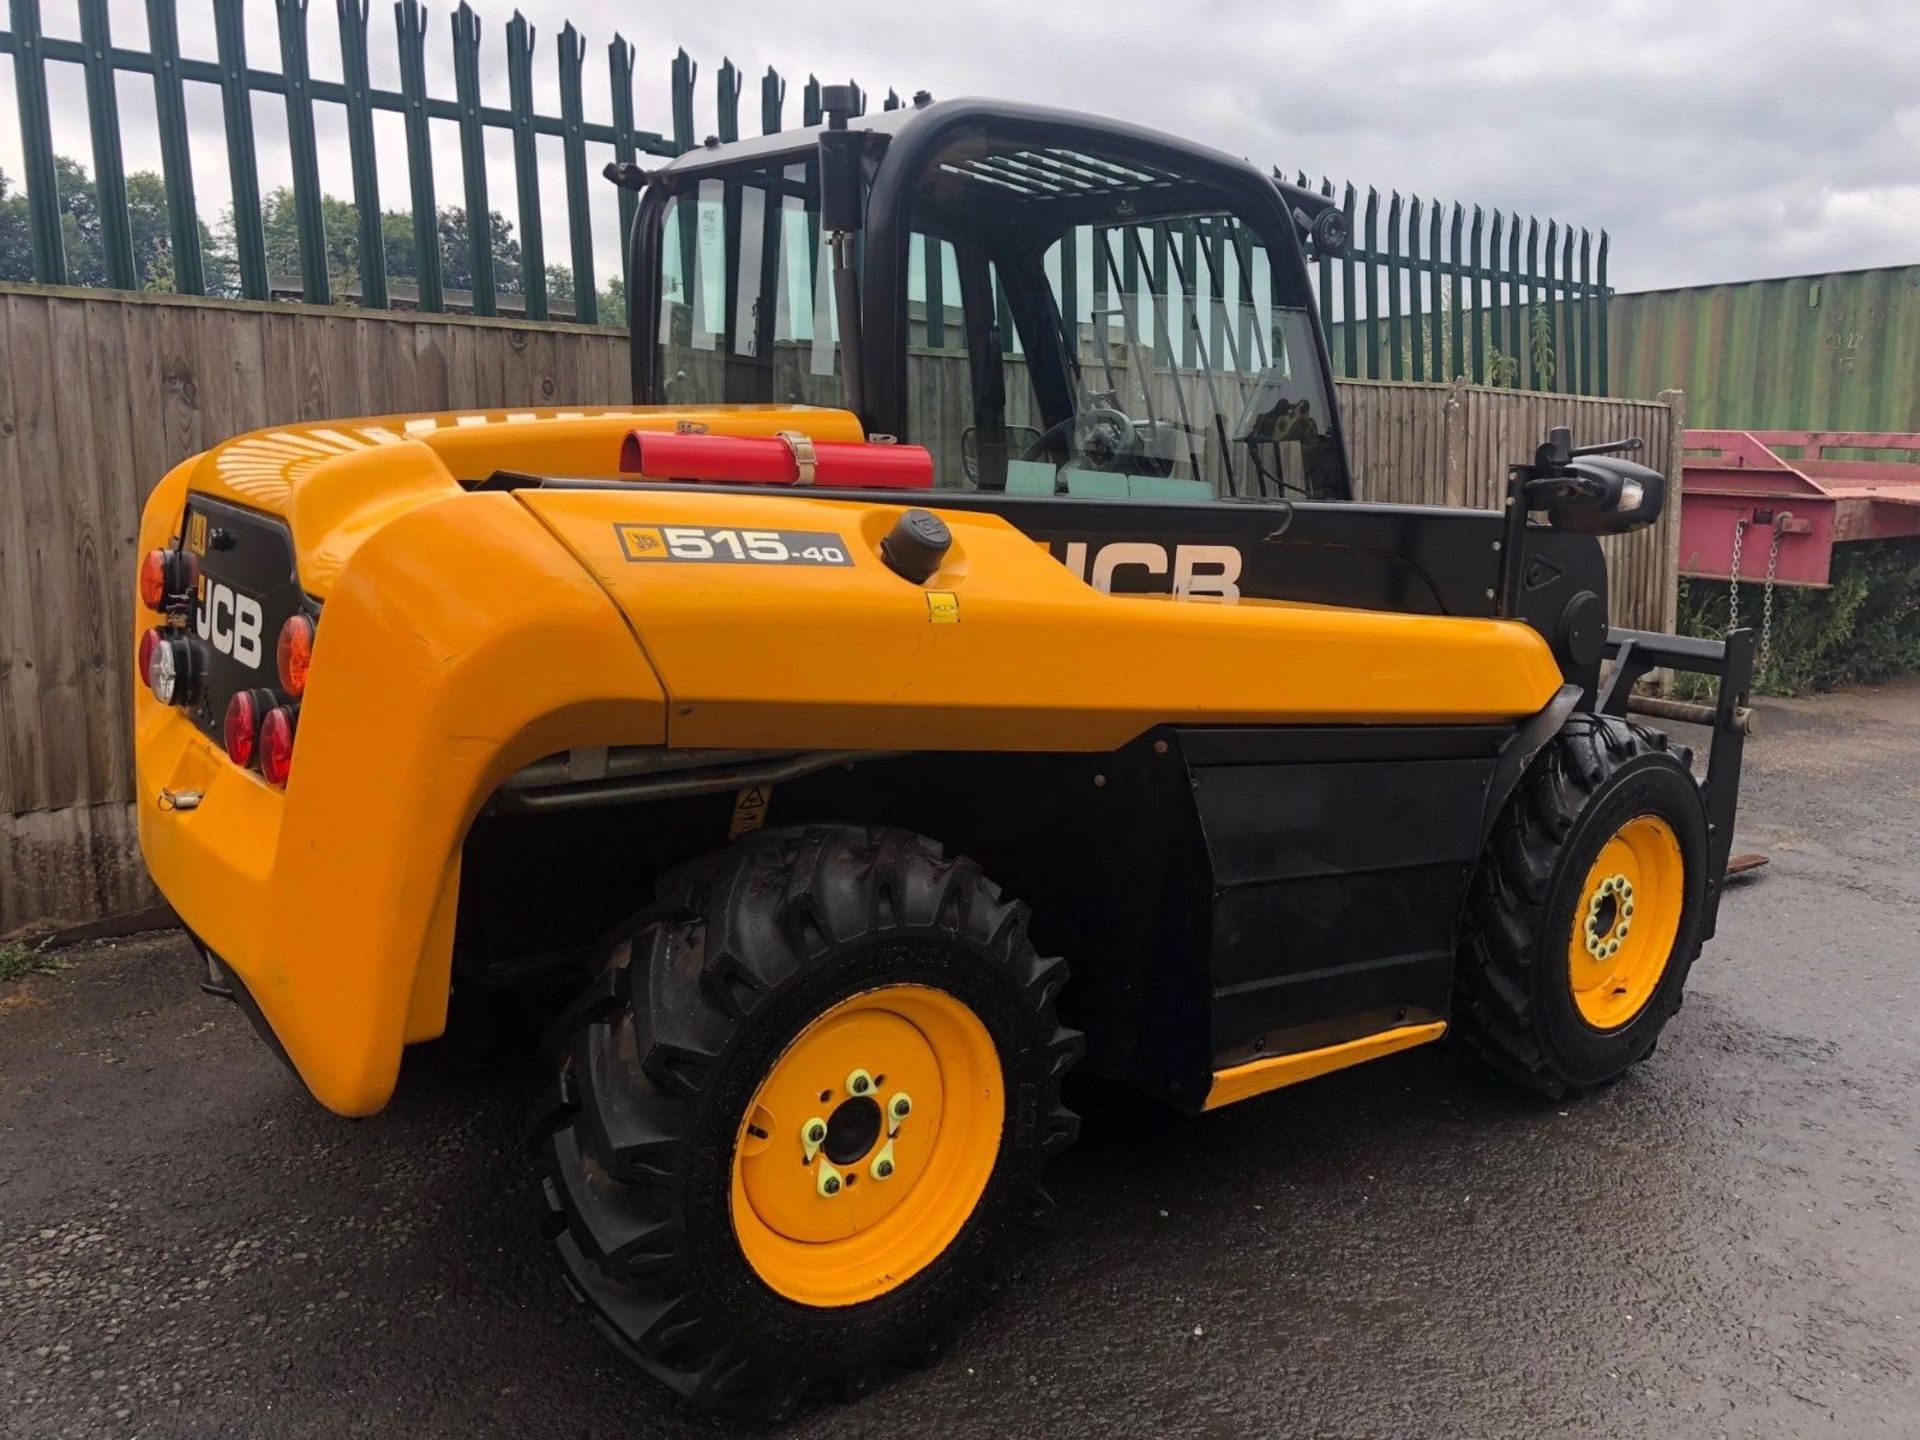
[
  {"left": 1454, "top": 714, "right": 1707, "bottom": 1099},
  {"left": 529, "top": 825, "right": 1081, "bottom": 1418}
]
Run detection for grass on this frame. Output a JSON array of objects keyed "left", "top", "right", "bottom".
[{"left": 0, "top": 941, "right": 70, "bottom": 984}]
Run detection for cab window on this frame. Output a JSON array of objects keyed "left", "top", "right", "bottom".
[{"left": 904, "top": 141, "right": 1347, "bottom": 501}]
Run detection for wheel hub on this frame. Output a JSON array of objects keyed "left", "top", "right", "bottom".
[
  {"left": 1582, "top": 873, "right": 1635, "bottom": 958},
  {"left": 1567, "top": 815, "right": 1684, "bottom": 1030},
  {"left": 730, "top": 984, "right": 1004, "bottom": 1306},
  {"left": 821, "top": 1094, "right": 882, "bottom": 1166}
]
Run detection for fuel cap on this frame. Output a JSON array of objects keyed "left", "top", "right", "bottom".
[{"left": 880, "top": 509, "right": 951, "bottom": 584}]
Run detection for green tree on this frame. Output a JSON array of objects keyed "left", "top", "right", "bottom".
[
  {"left": 0, "top": 157, "right": 231, "bottom": 293},
  {"left": 3, "top": 157, "right": 619, "bottom": 323},
  {"left": 388, "top": 206, "right": 523, "bottom": 296},
  {"left": 545, "top": 259, "right": 629, "bottom": 329},
  {"left": 259, "top": 186, "right": 363, "bottom": 294},
  {"left": 0, "top": 171, "right": 30, "bottom": 279},
  {"left": 258, "top": 189, "right": 524, "bottom": 303}
]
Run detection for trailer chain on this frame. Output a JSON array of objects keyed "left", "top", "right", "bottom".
[
  {"left": 1759, "top": 519, "right": 1782, "bottom": 680},
  {"left": 1727, "top": 517, "right": 1747, "bottom": 634},
  {"left": 1726, "top": 513, "right": 1781, "bottom": 681}
]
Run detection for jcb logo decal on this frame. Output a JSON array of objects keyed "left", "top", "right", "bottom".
[
  {"left": 195, "top": 581, "right": 264, "bottom": 668},
  {"left": 1054, "top": 542, "right": 1243, "bottom": 602},
  {"left": 615, "top": 524, "right": 667, "bottom": 559}
]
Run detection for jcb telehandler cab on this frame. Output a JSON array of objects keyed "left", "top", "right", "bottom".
[{"left": 132, "top": 91, "right": 1752, "bottom": 1418}]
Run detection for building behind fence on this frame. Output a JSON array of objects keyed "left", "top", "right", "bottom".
[
  {"left": 2, "top": 0, "right": 1610, "bottom": 390},
  {"left": 1609, "top": 263, "right": 1920, "bottom": 430}
]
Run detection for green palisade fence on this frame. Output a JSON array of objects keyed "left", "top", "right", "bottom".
[
  {"left": 1303, "top": 169, "right": 1610, "bottom": 394},
  {"left": 0, "top": 0, "right": 1609, "bottom": 391}
]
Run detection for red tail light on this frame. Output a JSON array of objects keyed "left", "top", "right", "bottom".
[
  {"left": 223, "top": 690, "right": 262, "bottom": 768},
  {"left": 260, "top": 705, "right": 297, "bottom": 786},
  {"left": 277, "top": 614, "right": 314, "bottom": 697}
]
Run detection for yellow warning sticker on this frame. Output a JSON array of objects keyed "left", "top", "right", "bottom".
[
  {"left": 728, "top": 784, "right": 771, "bottom": 839},
  {"left": 186, "top": 511, "right": 209, "bottom": 556},
  {"left": 615, "top": 524, "right": 668, "bottom": 560},
  {"left": 926, "top": 591, "right": 960, "bottom": 625}
]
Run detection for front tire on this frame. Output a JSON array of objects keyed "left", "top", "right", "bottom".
[
  {"left": 530, "top": 826, "right": 1081, "bottom": 1418},
  {"left": 1454, "top": 714, "right": 1708, "bottom": 1099}
]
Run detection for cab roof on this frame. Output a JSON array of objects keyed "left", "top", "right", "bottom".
[{"left": 651, "top": 95, "right": 1271, "bottom": 191}]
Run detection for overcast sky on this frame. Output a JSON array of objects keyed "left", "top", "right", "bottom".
[{"left": 3, "top": 0, "right": 1916, "bottom": 294}]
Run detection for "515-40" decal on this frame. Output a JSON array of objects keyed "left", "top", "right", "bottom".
[{"left": 614, "top": 524, "right": 853, "bottom": 566}]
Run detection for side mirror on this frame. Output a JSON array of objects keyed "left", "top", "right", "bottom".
[{"left": 1535, "top": 455, "right": 1666, "bottom": 535}]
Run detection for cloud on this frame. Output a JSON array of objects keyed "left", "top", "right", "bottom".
[{"left": 2, "top": 0, "right": 1914, "bottom": 292}]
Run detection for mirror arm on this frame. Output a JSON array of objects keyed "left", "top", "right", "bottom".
[
  {"left": 1495, "top": 463, "right": 1534, "bottom": 619},
  {"left": 829, "top": 230, "right": 865, "bottom": 426}
]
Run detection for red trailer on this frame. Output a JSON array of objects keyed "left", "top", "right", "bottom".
[{"left": 1680, "top": 430, "right": 1920, "bottom": 587}]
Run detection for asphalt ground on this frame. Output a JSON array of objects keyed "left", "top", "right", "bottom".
[{"left": 3, "top": 678, "right": 1917, "bottom": 1439}]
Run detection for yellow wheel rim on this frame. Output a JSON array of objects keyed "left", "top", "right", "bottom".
[
  {"left": 730, "top": 984, "right": 1003, "bottom": 1307},
  {"left": 1566, "top": 813, "right": 1685, "bottom": 1030}
]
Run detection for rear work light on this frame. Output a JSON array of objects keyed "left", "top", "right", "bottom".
[
  {"left": 139, "top": 546, "right": 196, "bottom": 609},
  {"left": 145, "top": 631, "right": 197, "bottom": 707},
  {"left": 277, "top": 613, "right": 315, "bottom": 697},
  {"left": 259, "top": 705, "right": 297, "bottom": 787},
  {"left": 619, "top": 430, "right": 935, "bottom": 490}
]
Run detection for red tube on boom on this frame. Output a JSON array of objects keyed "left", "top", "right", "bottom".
[{"left": 619, "top": 430, "right": 934, "bottom": 490}]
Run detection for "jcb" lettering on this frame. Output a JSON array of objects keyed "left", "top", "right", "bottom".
[
  {"left": 195, "top": 581, "right": 264, "bottom": 668},
  {"left": 1055, "top": 541, "right": 1243, "bottom": 602}
]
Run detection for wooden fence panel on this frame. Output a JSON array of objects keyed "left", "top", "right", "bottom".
[{"left": 0, "top": 288, "right": 1675, "bottom": 936}]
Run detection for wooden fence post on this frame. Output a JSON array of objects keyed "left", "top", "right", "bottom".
[
  {"left": 1658, "top": 387, "right": 1688, "bottom": 638},
  {"left": 1443, "top": 380, "right": 1470, "bottom": 508}
]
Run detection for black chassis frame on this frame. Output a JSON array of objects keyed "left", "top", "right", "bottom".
[{"left": 476, "top": 97, "right": 1761, "bottom": 1106}]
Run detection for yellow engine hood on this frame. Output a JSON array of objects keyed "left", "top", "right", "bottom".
[
  {"left": 180, "top": 403, "right": 866, "bottom": 597},
  {"left": 516, "top": 486, "right": 1566, "bottom": 752}
]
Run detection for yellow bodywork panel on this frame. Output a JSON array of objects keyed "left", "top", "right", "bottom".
[
  {"left": 136, "top": 437, "right": 668, "bottom": 1116},
  {"left": 1203, "top": 1021, "right": 1449, "bottom": 1110},
  {"left": 521, "top": 488, "right": 1565, "bottom": 750},
  {"left": 133, "top": 403, "right": 1563, "bottom": 1117},
  {"left": 189, "top": 403, "right": 864, "bottom": 595}
]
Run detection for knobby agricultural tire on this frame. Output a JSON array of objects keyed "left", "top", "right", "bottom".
[
  {"left": 1454, "top": 713, "right": 1708, "bottom": 1100},
  {"left": 529, "top": 825, "right": 1082, "bottom": 1419}
]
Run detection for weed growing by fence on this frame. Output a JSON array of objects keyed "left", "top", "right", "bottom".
[
  {"left": 1679, "top": 541, "right": 1920, "bottom": 695},
  {"left": 0, "top": 941, "right": 68, "bottom": 984}
]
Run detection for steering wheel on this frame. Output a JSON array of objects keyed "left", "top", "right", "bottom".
[{"left": 1019, "top": 407, "right": 1140, "bottom": 472}]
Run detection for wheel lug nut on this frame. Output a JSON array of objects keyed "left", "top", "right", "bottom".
[
  {"left": 823, "top": 1176, "right": 841, "bottom": 1195},
  {"left": 877, "top": 1159, "right": 894, "bottom": 1178},
  {"left": 808, "top": 1123, "right": 825, "bottom": 1143},
  {"left": 893, "top": 1097, "right": 911, "bottom": 1118}
]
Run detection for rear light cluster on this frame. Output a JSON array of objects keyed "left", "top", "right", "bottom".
[
  {"left": 137, "top": 543, "right": 201, "bottom": 706},
  {"left": 216, "top": 615, "right": 307, "bottom": 785},
  {"left": 219, "top": 621, "right": 305, "bottom": 785},
  {"left": 138, "top": 546, "right": 197, "bottom": 609},
  {"left": 138, "top": 542, "right": 311, "bottom": 789}
]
